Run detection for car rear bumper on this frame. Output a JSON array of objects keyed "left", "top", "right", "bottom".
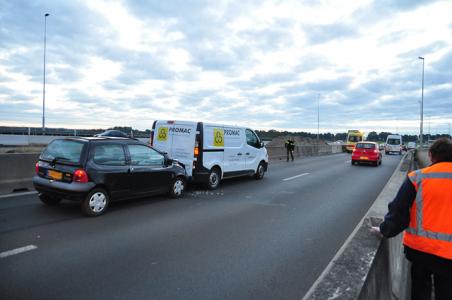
[
  {"left": 351, "top": 155, "right": 379, "bottom": 162},
  {"left": 33, "top": 175, "right": 95, "bottom": 201}
]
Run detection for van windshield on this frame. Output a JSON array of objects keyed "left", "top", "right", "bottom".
[
  {"left": 348, "top": 136, "right": 362, "bottom": 142},
  {"left": 41, "top": 140, "right": 85, "bottom": 164},
  {"left": 387, "top": 138, "right": 400, "bottom": 145}
]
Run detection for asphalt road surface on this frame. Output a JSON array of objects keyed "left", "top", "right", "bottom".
[{"left": 0, "top": 152, "right": 402, "bottom": 300}]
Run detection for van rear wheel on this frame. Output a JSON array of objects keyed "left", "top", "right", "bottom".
[{"left": 207, "top": 168, "right": 220, "bottom": 190}]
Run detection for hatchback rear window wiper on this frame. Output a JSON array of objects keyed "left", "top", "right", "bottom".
[{"left": 51, "top": 156, "right": 71, "bottom": 164}]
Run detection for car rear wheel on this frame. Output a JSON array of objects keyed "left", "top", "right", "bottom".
[
  {"left": 207, "top": 167, "right": 221, "bottom": 190},
  {"left": 169, "top": 177, "right": 186, "bottom": 198},
  {"left": 39, "top": 194, "right": 62, "bottom": 206},
  {"left": 81, "top": 188, "right": 109, "bottom": 217},
  {"left": 255, "top": 162, "right": 265, "bottom": 179}
]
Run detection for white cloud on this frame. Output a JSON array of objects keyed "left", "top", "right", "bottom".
[{"left": 0, "top": 0, "right": 451, "bottom": 134}]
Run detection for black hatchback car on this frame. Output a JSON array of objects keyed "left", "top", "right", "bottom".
[{"left": 33, "top": 137, "right": 187, "bottom": 216}]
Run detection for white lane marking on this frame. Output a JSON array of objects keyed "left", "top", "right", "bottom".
[
  {"left": 0, "top": 191, "right": 38, "bottom": 199},
  {"left": 0, "top": 245, "right": 38, "bottom": 258},
  {"left": 282, "top": 173, "right": 310, "bottom": 181}
]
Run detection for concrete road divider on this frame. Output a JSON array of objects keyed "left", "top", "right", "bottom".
[
  {"left": 266, "top": 145, "right": 343, "bottom": 160},
  {"left": 0, "top": 153, "right": 40, "bottom": 194}
]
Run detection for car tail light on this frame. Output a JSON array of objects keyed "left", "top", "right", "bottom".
[
  {"left": 73, "top": 169, "right": 89, "bottom": 183},
  {"left": 35, "top": 162, "right": 39, "bottom": 174}
]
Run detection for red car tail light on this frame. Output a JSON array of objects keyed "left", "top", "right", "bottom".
[
  {"left": 35, "top": 162, "right": 39, "bottom": 174},
  {"left": 73, "top": 169, "right": 89, "bottom": 183}
]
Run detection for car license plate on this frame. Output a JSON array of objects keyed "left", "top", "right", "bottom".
[
  {"left": 48, "top": 170, "right": 62, "bottom": 180},
  {"left": 360, "top": 156, "right": 368, "bottom": 160}
]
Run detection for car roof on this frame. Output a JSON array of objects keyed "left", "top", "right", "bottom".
[
  {"left": 58, "top": 137, "right": 143, "bottom": 144},
  {"left": 357, "top": 141, "right": 377, "bottom": 144}
]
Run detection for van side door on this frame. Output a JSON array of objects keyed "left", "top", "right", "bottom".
[
  {"left": 223, "top": 127, "right": 246, "bottom": 173},
  {"left": 245, "top": 129, "right": 262, "bottom": 171}
]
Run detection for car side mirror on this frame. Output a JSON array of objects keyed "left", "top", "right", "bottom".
[{"left": 260, "top": 141, "right": 264, "bottom": 148}]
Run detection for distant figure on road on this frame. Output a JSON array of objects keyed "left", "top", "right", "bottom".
[
  {"left": 285, "top": 137, "right": 295, "bottom": 162},
  {"left": 378, "top": 138, "right": 452, "bottom": 300}
]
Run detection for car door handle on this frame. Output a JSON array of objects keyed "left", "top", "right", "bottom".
[
  {"left": 246, "top": 153, "right": 250, "bottom": 155},
  {"left": 237, "top": 153, "right": 243, "bottom": 156}
]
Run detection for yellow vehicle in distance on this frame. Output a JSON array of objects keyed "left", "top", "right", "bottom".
[{"left": 345, "top": 130, "right": 365, "bottom": 153}]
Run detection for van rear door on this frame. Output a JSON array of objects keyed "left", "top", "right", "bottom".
[{"left": 152, "top": 121, "right": 196, "bottom": 176}]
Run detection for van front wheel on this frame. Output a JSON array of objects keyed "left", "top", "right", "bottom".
[
  {"left": 207, "top": 168, "right": 221, "bottom": 190},
  {"left": 255, "top": 162, "right": 265, "bottom": 179}
]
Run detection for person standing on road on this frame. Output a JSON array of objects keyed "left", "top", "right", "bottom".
[
  {"left": 377, "top": 138, "right": 452, "bottom": 300},
  {"left": 285, "top": 137, "right": 295, "bottom": 162}
]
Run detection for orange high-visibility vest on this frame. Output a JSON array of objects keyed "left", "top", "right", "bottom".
[{"left": 403, "top": 162, "right": 452, "bottom": 259}]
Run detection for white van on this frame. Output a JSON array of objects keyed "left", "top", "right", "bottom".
[
  {"left": 385, "top": 134, "right": 403, "bottom": 155},
  {"left": 150, "top": 120, "right": 268, "bottom": 189}
]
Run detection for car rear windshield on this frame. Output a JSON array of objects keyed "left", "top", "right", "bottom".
[
  {"left": 41, "top": 140, "right": 85, "bottom": 164},
  {"left": 387, "top": 138, "right": 400, "bottom": 145},
  {"left": 356, "top": 143, "right": 375, "bottom": 149}
]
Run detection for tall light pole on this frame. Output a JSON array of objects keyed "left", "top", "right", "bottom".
[
  {"left": 316, "top": 94, "right": 320, "bottom": 145},
  {"left": 42, "top": 13, "right": 50, "bottom": 134},
  {"left": 419, "top": 56, "right": 424, "bottom": 147}
]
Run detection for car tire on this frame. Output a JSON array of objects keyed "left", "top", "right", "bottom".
[
  {"left": 255, "top": 162, "right": 265, "bottom": 179},
  {"left": 207, "top": 167, "right": 221, "bottom": 190},
  {"left": 81, "top": 188, "right": 110, "bottom": 217},
  {"left": 39, "top": 194, "right": 62, "bottom": 206},
  {"left": 169, "top": 176, "right": 186, "bottom": 198}
]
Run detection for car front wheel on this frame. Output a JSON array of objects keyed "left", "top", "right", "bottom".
[
  {"left": 255, "top": 162, "right": 265, "bottom": 179},
  {"left": 170, "top": 177, "right": 186, "bottom": 198},
  {"left": 39, "top": 194, "right": 62, "bottom": 206},
  {"left": 81, "top": 188, "right": 110, "bottom": 217}
]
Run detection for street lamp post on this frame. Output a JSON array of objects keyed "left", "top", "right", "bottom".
[
  {"left": 317, "top": 94, "right": 320, "bottom": 145},
  {"left": 419, "top": 56, "right": 424, "bottom": 147},
  {"left": 42, "top": 13, "right": 49, "bottom": 134}
]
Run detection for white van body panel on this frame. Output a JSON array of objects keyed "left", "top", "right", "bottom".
[
  {"left": 152, "top": 120, "right": 197, "bottom": 176},
  {"left": 407, "top": 142, "right": 416, "bottom": 150},
  {"left": 385, "top": 134, "right": 403, "bottom": 154},
  {"left": 151, "top": 120, "right": 268, "bottom": 182}
]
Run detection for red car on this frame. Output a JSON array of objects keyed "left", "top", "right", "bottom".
[{"left": 351, "top": 141, "right": 382, "bottom": 166}]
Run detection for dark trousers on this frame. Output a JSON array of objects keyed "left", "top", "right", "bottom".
[
  {"left": 286, "top": 149, "right": 294, "bottom": 161},
  {"left": 411, "top": 262, "right": 452, "bottom": 300}
]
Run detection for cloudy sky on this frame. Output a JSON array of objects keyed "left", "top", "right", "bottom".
[{"left": 1, "top": 0, "right": 451, "bottom": 134}]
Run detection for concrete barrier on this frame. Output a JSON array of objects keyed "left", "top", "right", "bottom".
[
  {"left": 0, "top": 134, "right": 148, "bottom": 146},
  {"left": 0, "top": 153, "right": 40, "bottom": 194},
  {"left": 266, "top": 145, "right": 343, "bottom": 160},
  {"left": 303, "top": 150, "right": 418, "bottom": 300}
]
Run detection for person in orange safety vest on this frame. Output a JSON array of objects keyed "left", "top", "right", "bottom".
[{"left": 378, "top": 138, "right": 452, "bottom": 300}]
